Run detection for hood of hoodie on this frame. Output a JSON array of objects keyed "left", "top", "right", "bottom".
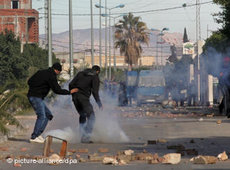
[{"left": 83, "top": 68, "right": 97, "bottom": 76}]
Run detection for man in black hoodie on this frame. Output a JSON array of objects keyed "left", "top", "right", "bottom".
[
  {"left": 27, "top": 63, "right": 77, "bottom": 143},
  {"left": 69, "top": 65, "right": 102, "bottom": 143}
]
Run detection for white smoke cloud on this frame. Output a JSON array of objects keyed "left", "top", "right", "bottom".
[{"left": 44, "top": 89, "right": 129, "bottom": 143}]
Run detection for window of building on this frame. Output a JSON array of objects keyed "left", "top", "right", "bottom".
[{"left": 12, "top": 0, "right": 19, "bottom": 9}]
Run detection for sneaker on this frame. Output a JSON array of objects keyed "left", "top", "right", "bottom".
[
  {"left": 37, "top": 136, "right": 45, "bottom": 142},
  {"left": 81, "top": 136, "right": 93, "bottom": 144},
  {"left": 29, "top": 137, "right": 44, "bottom": 143}
]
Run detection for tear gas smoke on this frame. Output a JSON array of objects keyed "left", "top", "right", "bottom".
[{"left": 44, "top": 87, "right": 129, "bottom": 143}]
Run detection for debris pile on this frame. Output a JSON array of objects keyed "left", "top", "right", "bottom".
[
  {"left": 1, "top": 147, "right": 229, "bottom": 166},
  {"left": 119, "top": 106, "right": 207, "bottom": 119}
]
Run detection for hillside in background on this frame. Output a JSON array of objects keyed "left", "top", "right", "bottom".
[{"left": 39, "top": 28, "right": 183, "bottom": 57}]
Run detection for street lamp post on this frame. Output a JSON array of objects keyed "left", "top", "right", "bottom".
[
  {"left": 151, "top": 28, "right": 169, "bottom": 68},
  {"left": 151, "top": 28, "right": 159, "bottom": 68},
  {"left": 109, "top": 9, "right": 111, "bottom": 80},
  {"left": 99, "top": 0, "right": 102, "bottom": 67},
  {"left": 90, "top": 0, "right": 94, "bottom": 66},
  {"left": 48, "top": 0, "right": 52, "bottom": 67},
  {"left": 113, "top": 17, "right": 117, "bottom": 71},
  {"left": 96, "top": 3, "right": 124, "bottom": 80},
  {"left": 159, "top": 32, "right": 164, "bottom": 66},
  {"left": 69, "top": 0, "right": 73, "bottom": 78},
  {"left": 95, "top": 2, "right": 102, "bottom": 68},
  {"left": 112, "top": 15, "right": 125, "bottom": 72},
  {"left": 160, "top": 28, "right": 169, "bottom": 66}
]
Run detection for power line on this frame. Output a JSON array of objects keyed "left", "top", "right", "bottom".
[
  {"left": 37, "top": 1, "right": 212, "bottom": 17},
  {"left": 113, "top": 1, "right": 212, "bottom": 15}
]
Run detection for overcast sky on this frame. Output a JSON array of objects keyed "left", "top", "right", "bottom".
[{"left": 33, "top": 0, "right": 221, "bottom": 41}]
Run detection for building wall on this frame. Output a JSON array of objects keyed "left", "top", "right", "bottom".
[
  {"left": 0, "top": 8, "right": 38, "bottom": 43},
  {"left": 0, "top": 0, "right": 32, "bottom": 9}
]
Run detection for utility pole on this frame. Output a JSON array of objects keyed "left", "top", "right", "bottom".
[
  {"left": 48, "top": 0, "right": 52, "bottom": 67},
  {"left": 105, "top": 0, "right": 108, "bottom": 79},
  {"left": 90, "top": 0, "right": 94, "bottom": 66},
  {"left": 196, "top": 0, "right": 201, "bottom": 102},
  {"left": 109, "top": 9, "right": 111, "bottom": 80},
  {"left": 196, "top": 0, "right": 201, "bottom": 41},
  {"left": 99, "top": 0, "right": 102, "bottom": 67},
  {"left": 69, "top": 0, "right": 73, "bottom": 78},
  {"left": 44, "top": 0, "right": 48, "bottom": 49},
  {"left": 113, "top": 17, "right": 116, "bottom": 71},
  {"left": 156, "top": 36, "right": 158, "bottom": 68}
]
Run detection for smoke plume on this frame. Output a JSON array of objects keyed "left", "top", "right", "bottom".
[{"left": 44, "top": 88, "right": 129, "bottom": 143}]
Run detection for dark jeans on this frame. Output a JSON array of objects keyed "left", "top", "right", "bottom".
[
  {"left": 72, "top": 93, "right": 95, "bottom": 137},
  {"left": 28, "top": 96, "right": 53, "bottom": 139}
]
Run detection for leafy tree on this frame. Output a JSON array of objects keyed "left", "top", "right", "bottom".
[
  {"left": 115, "top": 13, "right": 149, "bottom": 70},
  {"left": 22, "top": 43, "right": 59, "bottom": 73},
  {"left": 213, "top": 0, "right": 230, "bottom": 39},
  {"left": 204, "top": 0, "right": 230, "bottom": 51},
  {"left": 203, "top": 31, "right": 227, "bottom": 52},
  {"left": 0, "top": 30, "right": 59, "bottom": 135},
  {"left": 202, "top": 0, "right": 230, "bottom": 76},
  {"left": 0, "top": 30, "right": 29, "bottom": 86}
]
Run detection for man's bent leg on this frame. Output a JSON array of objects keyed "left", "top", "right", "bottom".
[
  {"left": 79, "top": 114, "right": 87, "bottom": 136},
  {"left": 86, "top": 113, "right": 95, "bottom": 134},
  {"left": 37, "top": 105, "right": 52, "bottom": 136},
  {"left": 28, "top": 97, "right": 48, "bottom": 139},
  {"left": 84, "top": 102, "right": 95, "bottom": 141},
  {"left": 72, "top": 95, "right": 88, "bottom": 139}
]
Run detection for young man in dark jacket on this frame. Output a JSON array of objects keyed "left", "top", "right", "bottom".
[
  {"left": 27, "top": 63, "right": 77, "bottom": 143},
  {"left": 69, "top": 65, "right": 102, "bottom": 143}
]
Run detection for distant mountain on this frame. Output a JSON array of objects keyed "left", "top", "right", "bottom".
[{"left": 39, "top": 28, "right": 183, "bottom": 56}]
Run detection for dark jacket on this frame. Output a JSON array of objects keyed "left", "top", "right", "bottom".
[
  {"left": 69, "top": 69, "right": 102, "bottom": 107},
  {"left": 27, "top": 68, "right": 70, "bottom": 99}
]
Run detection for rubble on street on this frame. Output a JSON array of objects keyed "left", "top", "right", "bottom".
[{"left": 0, "top": 102, "right": 229, "bottom": 169}]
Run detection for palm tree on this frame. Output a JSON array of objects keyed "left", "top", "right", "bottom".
[{"left": 114, "top": 13, "right": 149, "bottom": 70}]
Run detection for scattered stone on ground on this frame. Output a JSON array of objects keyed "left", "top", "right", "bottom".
[
  {"left": 216, "top": 120, "right": 222, "bottom": 124},
  {"left": 98, "top": 148, "right": 109, "bottom": 153},
  {"left": 206, "top": 113, "right": 214, "bottom": 118},
  {"left": 88, "top": 153, "right": 105, "bottom": 162},
  {"left": 190, "top": 155, "right": 218, "bottom": 164},
  {"left": 162, "top": 153, "right": 181, "bottom": 164},
  {"left": 13, "top": 163, "right": 22, "bottom": 167},
  {"left": 0, "top": 147, "right": 9, "bottom": 151},
  {"left": 77, "top": 148, "right": 88, "bottom": 153},
  {"left": 123, "top": 149, "right": 134, "bottom": 156},
  {"left": 217, "top": 151, "right": 228, "bottom": 161},
  {"left": 48, "top": 153, "right": 62, "bottom": 165},
  {"left": 20, "top": 147, "right": 27, "bottom": 152},
  {"left": 102, "top": 157, "right": 118, "bottom": 165},
  {"left": 68, "top": 149, "right": 76, "bottom": 153}
]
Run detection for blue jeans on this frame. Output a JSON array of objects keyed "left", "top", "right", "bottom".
[{"left": 28, "top": 96, "right": 53, "bottom": 139}]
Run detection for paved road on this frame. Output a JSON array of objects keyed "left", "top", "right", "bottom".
[{"left": 1, "top": 104, "right": 230, "bottom": 170}]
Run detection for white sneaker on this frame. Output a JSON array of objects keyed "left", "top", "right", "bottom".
[
  {"left": 37, "top": 136, "right": 45, "bottom": 142},
  {"left": 29, "top": 137, "right": 44, "bottom": 143}
]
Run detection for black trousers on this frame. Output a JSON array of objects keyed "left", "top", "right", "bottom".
[
  {"left": 72, "top": 93, "right": 95, "bottom": 135},
  {"left": 219, "top": 85, "right": 230, "bottom": 116}
]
